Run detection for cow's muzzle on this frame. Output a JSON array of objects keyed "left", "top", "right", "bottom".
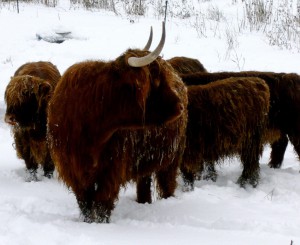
[{"left": 4, "top": 114, "right": 17, "bottom": 126}]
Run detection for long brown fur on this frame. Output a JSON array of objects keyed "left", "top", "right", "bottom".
[
  {"left": 167, "top": 56, "right": 207, "bottom": 74},
  {"left": 14, "top": 61, "right": 61, "bottom": 83},
  {"left": 181, "top": 71, "right": 300, "bottom": 169},
  {"left": 4, "top": 61, "right": 60, "bottom": 181},
  {"left": 47, "top": 49, "right": 188, "bottom": 223},
  {"left": 181, "top": 77, "right": 270, "bottom": 189}
]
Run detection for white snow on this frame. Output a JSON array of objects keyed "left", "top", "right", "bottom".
[{"left": 0, "top": 1, "right": 300, "bottom": 244}]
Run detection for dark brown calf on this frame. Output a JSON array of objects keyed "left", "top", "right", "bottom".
[
  {"left": 47, "top": 23, "right": 188, "bottom": 223},
  {"left": 181, "top": 71, "right": 300, "bottom": 169},
  {"left": 181, "top": 77, "right": 270, "bottom": 189},
  {"left": 4, "top": 61, "right": 60, "bottom": 181}
]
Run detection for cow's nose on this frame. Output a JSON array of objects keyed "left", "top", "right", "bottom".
[{"left": 4, "top": 114, "right": 16, "bottom": 125}]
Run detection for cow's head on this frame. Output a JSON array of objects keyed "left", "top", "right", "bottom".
[
  {"left": 102, "top": 22, "right": 186, "bottom": 131},
  {"left": 4, "top": 75, "right": 53, "bottom": 129},
  {"left": 48, "top": 22, "right": 187, "bottom": 147}
]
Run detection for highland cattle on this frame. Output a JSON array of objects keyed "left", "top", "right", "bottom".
[
  {"left": 4, "top": 61, "right": 60, "bottom": 181},
  {"left": 181, "top": 77, "right": 270, "bottom": 189},
  {"left": 47, "top": 23, "right": 188, "bottom": 223},
  {"left": 181, "top": 71, "right": 300, "bottom": 170}
]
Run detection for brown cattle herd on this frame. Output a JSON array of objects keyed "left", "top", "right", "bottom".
[{"left": 3, "top": 22, "right": 300, "bottom": 223}]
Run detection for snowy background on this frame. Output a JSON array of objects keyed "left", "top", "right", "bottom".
[{"left": 0, "top": 0, "right": 300, "bottom": 244}]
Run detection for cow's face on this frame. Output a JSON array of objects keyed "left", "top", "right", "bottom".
[
  {"left": 92, "top": 21, "right": 185, "bottom": 134},
  {"left": 4, "top": 76, "right": 52, "bottom": 129},
  {"left": 142, "top": 57, "right": 186, "bottom": 125},
  {"left": 104, "top": 51, "right": 186, "bottom": 130}
]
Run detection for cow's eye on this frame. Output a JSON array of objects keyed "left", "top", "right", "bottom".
[{"left": 152, "top": 79, "right": 160, "bottom": 88}]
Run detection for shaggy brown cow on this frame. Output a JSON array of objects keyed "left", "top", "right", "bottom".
[
  {"left": 181, "top": 71, "right": 300, "bottom": 170},
  {"left": 181, "top": 77, "right": 270, "bottom": 189},
  {"left": 167, "top": 56, "right": 207, "bottom": 74},
  {"left": 47, "top": 23, "right": 188, "bottom": 223},
  {"left": 4, "top": 61, "right": 60, "bottom": 181}
]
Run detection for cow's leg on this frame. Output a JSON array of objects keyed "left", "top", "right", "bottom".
[
  {"left": 77, "top": 186, "right": 116, "bottom": 224},
  {"left": 289, "top": 133, "right": 300, "bottom": 162},
  {"left": 24, "top": 158, "right": 39, "bottom": 182},
  {"left": 136, "top": 176, "right": 152, "bottom": 204},
  {"left": 237, "top": 130, "right": 262, "bottom": 188},
  {"left": 22, "top": 150, "right": 39, "bottom": 182},
  {"left": 76, "top": 188, "right": 94, "bottom": 223},
  {"left": 268, "top": 134, "right": 288, "bottom": 168},
  {"left": 93, "top": 179, "right": 120, "bottom": 223},
  {"left": 43, "top": 151, "right": 55, "bottom": 178},
  {"left": 76, "top": 187, "right": 116, "bottom": 224},
  {"left": 156, "top": 163, "right": 178, "bottom": 199},
  {"left": 92, "top": 200, "right": 115, "bottom": 223},
  {"left": 202, "top": 161, "right": 218, "bottom": 182},
  {"left": 238, "top": 154, "right": 260, "bottom": 188},
  {"left": 180, "top": 165, "right": 195, "bottom": 192},
  {"left": 14, "top": 134, "right": 38, "bottom": 181}
]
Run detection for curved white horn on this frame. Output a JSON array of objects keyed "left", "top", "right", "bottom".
[
  {"left": 128, "top": 22, "right": 165, "bottom": 68},
  {"left": 142, "top": 26, "right": 153, "bottom": 51}
]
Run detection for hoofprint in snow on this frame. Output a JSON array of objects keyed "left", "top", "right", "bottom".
[{"left": 0, "top": 1, "right": 300, "bottom": 244}]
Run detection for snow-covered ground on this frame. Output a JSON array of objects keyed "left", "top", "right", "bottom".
[{"left": 0, "top": 1, "right": 300, "bottom": 244}]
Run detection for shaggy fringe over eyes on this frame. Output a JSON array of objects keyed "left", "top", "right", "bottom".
[{"left": 5, "top": 76, "right": 44, "bottom": 106}]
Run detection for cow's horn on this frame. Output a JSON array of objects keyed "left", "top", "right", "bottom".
[
  {"left": 128, "top": 22, "right": 165, "bottom": 67},
  {"left": 142, "top": 26, "right": 153, "bottom": 51}
]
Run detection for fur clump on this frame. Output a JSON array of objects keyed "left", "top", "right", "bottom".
[
  {"left": 181, "top": 77, "right": 270, "bottom": 189},
  {"left": 181, "top": 71, "right": 300, "bottom": 169},
  {"left": 167, "top": 56, "right": 207, "bottom": 74},
  {"left": 4, "top": 61, "right": 61, "bottom": 181},
  {"left": 48, "top": 49, "right": 188, "bottom": 223}
]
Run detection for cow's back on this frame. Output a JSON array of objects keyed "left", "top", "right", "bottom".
[{"left": 14, "top": 61, "right": 61, "bottom": 87}]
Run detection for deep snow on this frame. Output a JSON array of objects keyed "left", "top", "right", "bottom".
[{"left": 0, "top": 1, "right": 300, "bottom": 244}]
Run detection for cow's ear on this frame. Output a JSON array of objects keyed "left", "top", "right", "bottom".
[{"left": 38, "top": 82, "right": 51, "bottom": 97}]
